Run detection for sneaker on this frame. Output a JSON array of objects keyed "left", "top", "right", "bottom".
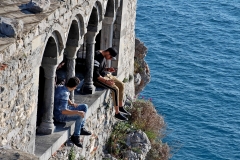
[
  {"left": 70, "top": 135, "right": 82, "bottom": 148},
  {"left": 115, "top": 113, "right": 128, "bottom": 121},
  {"left": 80, "top": 128, "right": 92, "bottom": 136},
  {"left": 119, "top": 107, "right": 131, "bottom": 116}
]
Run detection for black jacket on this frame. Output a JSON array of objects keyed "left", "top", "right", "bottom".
[{"left": 93, "top": 50, "right": 106, "bottom": 81}]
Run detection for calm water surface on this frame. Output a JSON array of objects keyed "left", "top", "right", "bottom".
[{"left": 136, "top": 0, "right": 240, "bottom": 159}]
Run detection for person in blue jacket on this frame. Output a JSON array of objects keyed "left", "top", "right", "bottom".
[{"left": 54, "top": 77, "right": 91, "bottom": 148}]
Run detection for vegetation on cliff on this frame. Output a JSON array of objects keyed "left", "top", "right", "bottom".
[{"left": 106, "top": 99, "right": 171, "bottom": 160}]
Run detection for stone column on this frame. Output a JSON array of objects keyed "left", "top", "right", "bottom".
[
  {"left": 101, "top": 17, "right": 115, "bottom": 68},
  {"left": 65, "top": 39, "right": 81, "bottom": 101},
  {"left": 65, "top": 47, "right": 77, "bottom": 101},
  {"left": 37, "top": 64, "right": 57, "bottom": 135},
  {"left": 82, "top": 32, "right": 97, "bottom": 94},
  {"left": 66, "top": 57, "right": 76, "bottom": 100}
]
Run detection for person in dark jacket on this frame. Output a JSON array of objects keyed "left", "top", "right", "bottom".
[{"left": 93, "top": 47, "right": 131, "bottom": 121}]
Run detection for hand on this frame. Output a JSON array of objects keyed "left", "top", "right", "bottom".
[
  {"left": 105, "top": 79, "right": 115, "bottom": 86},
  {"left": 72, "top": 103, "right": 78, "bottom": 108},
  {"left": 107, "top": 67, "right": 115, "bottom": 72},
  {"left": 78, "top": 111, "right": 85, "bottom": 118}
]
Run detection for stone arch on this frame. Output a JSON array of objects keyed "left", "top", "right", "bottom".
[
  {"left": 43, "top": 36, "right": 58, "bottom": 58},
  {"left": 76, "top": 14, "right": 86, "bottom": 37},
  {"left": 88, "top": 6, "right": 99, "bottom": 32},
  {"left": 95, "top": 1, "right": 103, "bottom": 22},
  {"left": 105, "top": 0, "right": 115, "bottom": 17},
  {"left": 64, "top": 15, "right": 85, "bottom": 100},
  {"left": 54, "top": 30, "right": 65, "bottom": 56},
  {"left": 40, "top": 24, "right": 66, "bottom": 60},
  {"left": 37, "top": 32, "right": 59, "bottom": 133},
  {"left": 81, "top": 2, "right": 104, "bottom": 94},
  {"left": 66, "top": 17, "right": 81, "bottom": 41},
  {"left": 65, "top": 18, "right": 80, "bottom": 58},
  {"left": 36, "top": 26, "right": 65, "bottom": 134}
]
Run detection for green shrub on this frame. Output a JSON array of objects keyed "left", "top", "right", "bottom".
[
  {"left": 68, "top": 146, "right": 75, "bottom": 160},
  {"left": 106, "top": 122, "right": 132, "bottom": 158},
  {"left": 106, "top": 99, "right": 171, "bottom": 160}
]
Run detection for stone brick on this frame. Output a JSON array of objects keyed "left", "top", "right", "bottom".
[
  {"left": 54, "top": 9, "right": 60, "bottom": 20},
  {"left": 59, "top": 7, "right": 67, "bottom": 16},
  {"left": 26, "top": 0, "right": 50, "bottom": 13},
  {"left": 47, "top": 13, "right": 55, "bottom": 22},
  {"left": 58, "top": 15, "right": 64, "bottom": 25},
  {"left": 0, "top": 17, "right": 24, "bottom": 38},
  {"left": 6, "top": 43, "right": 16, "bottom": 57},
  {"left": 38, "top": 19, "right": 47, "bottom": 34},
  {"left": 32, "top": 35, "right": 42, "bottom": 52}
]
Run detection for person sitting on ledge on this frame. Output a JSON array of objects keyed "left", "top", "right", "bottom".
[
  {"left": 54, "top": 77, "right": 91, "bottom": 148},
  {"left": 93, "top": 47, "right": 131, "bottom": 121}
]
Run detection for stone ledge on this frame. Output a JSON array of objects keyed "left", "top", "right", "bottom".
[{"left": 35, "top": 88, "right": 110, "bottom": 160}]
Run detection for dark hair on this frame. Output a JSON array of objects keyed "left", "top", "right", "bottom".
[
  {"left": 105, "top": 47, "right": 118, "bottom": 57},
  {"left": 66, "top": 77, "right": 80, "bottom": 88}
]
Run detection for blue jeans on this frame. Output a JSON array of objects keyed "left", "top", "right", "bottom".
[{"left": 61, "top": 104, "right": 88, "bottom": 136}]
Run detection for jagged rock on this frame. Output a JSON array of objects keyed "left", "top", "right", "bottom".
[
  {"left": 124, "top": 150, "right": 144, "bottom": 160},
  {"left": 26, "top": 0, "right": 50, "bottom": 13},
  {"left": 123, "top": 130, "right": 151, "bottom": 160},
  {"left": 0, "top": 17, "right": 24, "bottom": 38},
  {"left": 134, "top": 73, "right": 141, "bottom": 85},
  {"left": 102, "top": 154, "right": 118, "bottom": 160},
  {"left": 135, "top": 38, "right": 147, "bottom": 59},
  {"left": 134, "top": 38, "right": 151, "bottom": 95}
]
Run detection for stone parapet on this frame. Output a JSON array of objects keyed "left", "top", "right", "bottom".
[{"left": 36, "top": 89, "right": 116, "bottom": 160}]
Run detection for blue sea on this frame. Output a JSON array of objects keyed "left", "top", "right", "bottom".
[{"left": 135, "top": 0, "right": 240, "bottom": 160}]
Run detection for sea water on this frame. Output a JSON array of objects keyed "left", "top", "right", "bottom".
[{"left": 135, "top": 0, "right": 240, "bottom": 159}]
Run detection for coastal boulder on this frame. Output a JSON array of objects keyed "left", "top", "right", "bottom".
[
  {"left": 134, "top": 73, "right": 141, "bottom": 85},
  {"left": 0, "top": 17, "right": 24, "bottom": 38},
  {"left": 123, "top": 130, "right": 151, "bottom": 160},
  {"left": 26, "top": 0, "right": 50, "bottom": 13}
]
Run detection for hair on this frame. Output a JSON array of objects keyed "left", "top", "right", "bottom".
[
  {"left": 105, "top": 47, "right": 118, "bottom": 57},
  {"left": 66, "top": 77, "right": 80, "bottom": 88}
]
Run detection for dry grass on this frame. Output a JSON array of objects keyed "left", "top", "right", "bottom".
[
  {"left": 147, "top": 141, "right": 171, "bottom": 160},
  {"left": 130, "top": 99, "right": 165, "bottom": 141},
  {"left": 130, "top": 99, "right": 171, "bottom": 160}
]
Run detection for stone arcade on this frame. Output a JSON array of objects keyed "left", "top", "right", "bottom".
[{"left": 0, "top": 0, "right": 137, "bottom": 159}]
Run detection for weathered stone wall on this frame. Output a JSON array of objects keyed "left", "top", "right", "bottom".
[
  {"left": 112, "top": 0, "right": 137, "bottom": 98},
  {"left": 0, "top": 46, "right": 41, "bottom": 153},
  {"left": 0, "top": 0, "right": 137, "bottom": 155}
]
